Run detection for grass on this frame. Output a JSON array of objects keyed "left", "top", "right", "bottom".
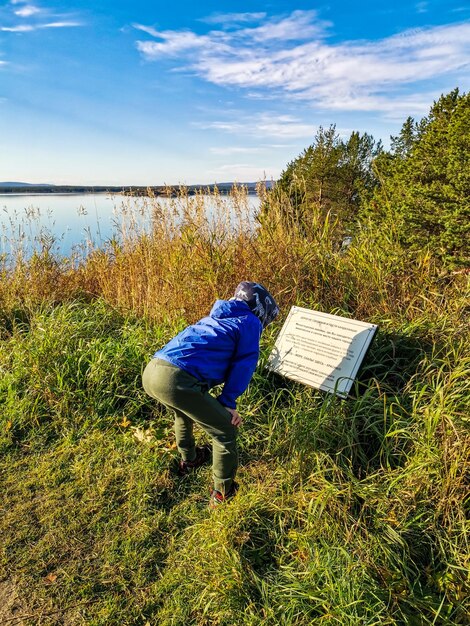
[{"left": 0, "top": 187, "right": 469, "bottom": 625}]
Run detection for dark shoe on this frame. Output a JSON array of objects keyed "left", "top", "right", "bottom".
[
  {"left": 178, "top": 445, "right": 211, "bottom": 476},
  {"left": 209, "top": 481, "right": 239, "bottom": 509}
]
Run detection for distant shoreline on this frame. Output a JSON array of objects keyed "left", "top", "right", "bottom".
[{"left": 0, "top": 183, "right": 267, "bottom": 196}]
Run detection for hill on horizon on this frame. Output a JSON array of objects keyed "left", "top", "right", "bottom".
[{"left": 0, "top": 181, "right": 54, "bottom": 187}]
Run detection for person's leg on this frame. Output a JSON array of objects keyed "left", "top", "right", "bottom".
[
  {"left": 143, "top": 359, "right": 196, "bottom": 461},
  {"left": 172, "top": 407, "right": 195, "bottom": 462},
  {"left": 186, "top": 389, "right": 238, "bottom": 495},
  {"left": 142, "top": 358, "right": 237, "bottom": 494}
]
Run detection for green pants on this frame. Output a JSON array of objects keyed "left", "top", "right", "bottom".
[{"left": 142, "top": 358, "right": 237, "bottom": 494}]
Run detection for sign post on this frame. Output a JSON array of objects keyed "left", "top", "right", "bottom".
[{"left": 267, "top": 306, "right": 377, "bottom": 398}]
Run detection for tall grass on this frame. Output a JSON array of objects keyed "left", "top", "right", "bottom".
[{"left": 0, "top": 187, "right": 468, "bottom": 625}]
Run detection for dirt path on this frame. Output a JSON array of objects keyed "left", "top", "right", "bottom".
[{"left": 0, "top": 579, "right": 27, "bottom": 625}]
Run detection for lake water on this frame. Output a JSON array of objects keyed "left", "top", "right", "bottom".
[{"left": 0, "top": 193, "right": 260, "bottom": 258}]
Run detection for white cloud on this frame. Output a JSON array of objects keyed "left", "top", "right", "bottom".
[
  {"left": 15, "top": 5, "right": 41, "bottom": 17},
  {"left": 1, "top": 24, "right": 34, "bottom": 31},
  {"left": 197, "top": 113, "right": 317, "bottom": 139},
  {"left": 202, "top": 12, "right": 267, "bottom": 25},
  {"left": 207, "top": 162, "right": 277, "bottom": 182},
  {"left": 210, "top": 144, "right": 296, "bottom": 155},
  {"left": 210, "top": 146, "right": 265, "bottom": 155},
  {"left": 2, "top": 2, "right": 83, "bottom": 33},
  {"left": 42, "top": 21, "right": 82, "bottom": 28},
  {"left": 136, "top": 30, "right": 212, "bottom": 57},
  {"left": 1, "top": 20, "right": 82, "bottom": 31},
  {"left": 134, "top": 11, "right": 470, "bottom": 115},
  {"left": 132, "top": 23, "right": 160, "bottom": 37},
  {"left": 209, "top": 143, "right": 295, "bottom": 156},
  {"left": 237, "top": 10, "right": 330, "bottom": 43}
]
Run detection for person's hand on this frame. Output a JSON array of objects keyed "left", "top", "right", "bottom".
[{"left": 225, "top": 407, "right": 242, "bottom": 427}]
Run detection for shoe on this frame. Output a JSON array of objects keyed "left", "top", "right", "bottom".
[
  {"left": 209, "top": 481, "right": 239, "bottom": 509},
  {"left": 178, "top": 445, "right": 211, "bottom": 476}
]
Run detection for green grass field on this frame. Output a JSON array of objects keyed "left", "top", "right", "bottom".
[{"left": 0, "top": 189, "right": 468, "bottom": 625}]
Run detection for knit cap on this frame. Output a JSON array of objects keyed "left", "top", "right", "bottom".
[{"left": 232, "top": 281, "right": 279, "bottom": 328}]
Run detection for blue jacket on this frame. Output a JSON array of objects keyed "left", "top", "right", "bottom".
[{"left": 154, "top": 299, "right": 262, "bottom": 408}]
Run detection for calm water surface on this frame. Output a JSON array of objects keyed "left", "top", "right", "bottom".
[{"left": 0, "top": 193, "right": 260, "bottom": 257}]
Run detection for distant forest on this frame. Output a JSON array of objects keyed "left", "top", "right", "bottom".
[{"left": 0, "top": 183, "right": 264, "bottom": 195}]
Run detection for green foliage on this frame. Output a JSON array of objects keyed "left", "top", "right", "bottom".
[
  {"left": 263, "top": 88, "right": 468, "bottom": 267},
  {"left": 271, "top": 125, "right": 382, "bottom": 239},
  {"left": 0, "top": 301, "right": 162, "bottom": 449},
  {"left": 365, "top": 89, "right": 470, "bottom": 267},
  {"left": 1, "top": 282, "right": 468, "bottom": 624}
]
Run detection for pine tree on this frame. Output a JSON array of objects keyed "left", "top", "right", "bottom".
[
  {"left": 271, "top": 126, "right": 382, "bottom": 239},
  {"left": 365, "top": 89, "right": 469, "bottom": 267}
]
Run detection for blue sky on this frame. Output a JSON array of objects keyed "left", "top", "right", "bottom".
[{"left": 1, "top": 0, "right": 469, "bottom": 185}]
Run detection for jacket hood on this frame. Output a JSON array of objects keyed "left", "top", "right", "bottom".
[
  {"left": 232, "top": 281, "right": 279, "bottom": 328},
  {"left": 209, "top": 299, "right": 254, "bottom": 320}
]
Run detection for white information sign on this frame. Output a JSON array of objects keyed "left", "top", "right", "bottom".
[{"left": 267, "top": 306, "right": 377, "bottom": 398}]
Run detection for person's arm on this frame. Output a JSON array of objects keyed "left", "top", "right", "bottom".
[{"left": 217, "top": 318, "right": 261, "bottom": 410}]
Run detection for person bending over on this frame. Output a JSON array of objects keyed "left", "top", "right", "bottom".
[{"left": 142, "top": 281, "right": 279, "bottom": 508}]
